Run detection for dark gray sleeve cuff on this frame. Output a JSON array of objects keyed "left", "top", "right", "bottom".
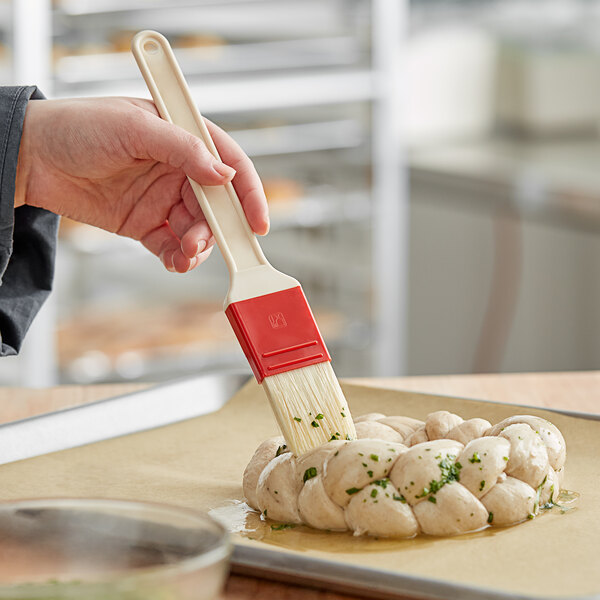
[{"left": 0, "top": 86, "right": 60, "bottom": 356}]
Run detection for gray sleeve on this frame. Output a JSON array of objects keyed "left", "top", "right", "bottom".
[{"left": 0, "top": 86, "right": 59, "bottom": 357}]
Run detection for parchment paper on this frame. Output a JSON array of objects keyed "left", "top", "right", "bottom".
[{"left": 0, "top": 381, "right": 596, "bottom": 598}]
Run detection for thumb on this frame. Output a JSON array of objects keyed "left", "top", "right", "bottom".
[{"left": 132, "top": 111, "right": 236, "bottom": 184}]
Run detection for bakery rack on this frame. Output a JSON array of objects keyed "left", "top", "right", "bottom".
[{"left": 5, "top": 0, "right": 407, "bottom": 386}]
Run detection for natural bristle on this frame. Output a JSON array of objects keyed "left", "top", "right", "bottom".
[{"left": 261, "top": 362, "right": 356, "bottom": 456}]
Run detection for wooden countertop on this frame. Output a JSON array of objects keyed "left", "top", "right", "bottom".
[{"left": 0, "top": 371, "right": 598, "bottom": 599}]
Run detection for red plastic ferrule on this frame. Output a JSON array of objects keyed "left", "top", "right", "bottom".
[{"left": 225, "top": 286, "right": 331, "bottom": 383}]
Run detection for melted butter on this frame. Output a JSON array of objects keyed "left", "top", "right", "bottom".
[{"left": 209, "top": 489, "right": 579, "bottom": 554}]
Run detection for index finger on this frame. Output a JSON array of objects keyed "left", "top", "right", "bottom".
[{"left": 204, "top": 118, "right": 270, "bottom": 236}]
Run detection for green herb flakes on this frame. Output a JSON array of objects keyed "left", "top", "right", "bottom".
[
  {"left": 303, "top": 467, "right": 318, "bottom": 482},
  {"left": 346, "top": 487, "right": 361, "bottom": 495},
  {"left": 370, "top": 489, "right": 378, "bottom": 498},
  {"left": 275, "top": 445, "right": 287, "bottom": 457},
  {"left": 479, "top": 480, "right": 485, "bottom": 491},
  {"left": 487, "top": 512, "right": 493, "bottom": 524},
  {"left": 469, "top": 452, "right": 481, "bottom": 464},
  {"left": 370, "top": 454, "right": 380, "bottom": 462},
  {"left": 311, "top": 420, "right": 319, "bottom": 428},
  {"left": 293, "top": 417, "right": 302, "bottom": 422},
  {"left": 271, "top": 523, "right": 296, "bottom": 531}
]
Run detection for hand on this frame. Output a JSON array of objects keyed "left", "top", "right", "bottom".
[{"left": 15, "top": 97, "right": 269, "bottom": 272}]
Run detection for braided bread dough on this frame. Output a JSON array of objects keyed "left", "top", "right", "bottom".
[{"left": 243, "top": 411, "right": 567, "bottom": 537}]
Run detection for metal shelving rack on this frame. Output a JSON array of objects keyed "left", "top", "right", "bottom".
[{"left": 9, "top": 0, "right": 407, "bottom": 385}]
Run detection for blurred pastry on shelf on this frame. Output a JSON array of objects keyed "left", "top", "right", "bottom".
[
  {"left": 263, "top": 177, "right": 303, "bottom": 203},
  {"left": 57, "top": 301, "right": 343, "bottom": 382},
  {"left": 110, "top": 30, "right": 138, "bottom": 53},
  {"left": 174, "top": 33, "right": 226, "bottom": 49}
]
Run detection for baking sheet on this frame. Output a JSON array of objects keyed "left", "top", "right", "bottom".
[{"left": 0, "top": 380, "right": 596, "bottom": 600}]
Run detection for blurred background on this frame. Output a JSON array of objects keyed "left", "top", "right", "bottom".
[{"left": 0, "top": 0, "right": 598, "bottom": 387}]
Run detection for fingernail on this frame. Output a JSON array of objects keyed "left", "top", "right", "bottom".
[
  {"left": 187, "top": 256, "right": 199, "bottom": 271},
  {"left": 164, "top": 251, "right": 176, "bottom": 272},
  {"left": 212, "top": 161, "right": 236, "bottom": 180},
  {"left": 196, "top": 240, "right": 207, "bottom": 255}
]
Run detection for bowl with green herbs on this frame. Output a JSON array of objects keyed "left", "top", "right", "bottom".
[{"left": 0, "top": 499, "right": 230, "bottom": 600}]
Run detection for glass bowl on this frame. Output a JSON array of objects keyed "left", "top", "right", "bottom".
[{"left": 0, "top": 498, "right": 231, "bottom": 599}]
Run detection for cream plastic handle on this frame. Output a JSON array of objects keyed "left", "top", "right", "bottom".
[{"left": 132, "top": 31, "right": 271, "bottom": 282}]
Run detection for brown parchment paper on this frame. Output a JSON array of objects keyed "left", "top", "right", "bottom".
[{"left": 0, "top": 381, "right": 597, "bottom": 598}]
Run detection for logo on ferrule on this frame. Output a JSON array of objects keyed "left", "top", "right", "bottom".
[{"left": 268, "top": 312, "right": 287, "bottom": 329}]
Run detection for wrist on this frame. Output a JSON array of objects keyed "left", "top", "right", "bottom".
[{"left": 14, "top": 101, "right": 36, "bottom": 209}]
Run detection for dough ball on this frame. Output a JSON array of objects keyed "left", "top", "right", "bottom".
[
  {"left": 256, "top": 453, "right": 302, "bottom": 524},
  {"left": 377, "top": 416, "right": 425, "bottom": 441},
  {"left": 354, "top": 412, "right": 386, "bottom": 424},
  {"left": 323, "top": 440, "right": 407, "bottom": 507},
  {"left": 487, "top": 415, "right": 566, "bottom": 471},
  {"left": 447, "top": 418, "right": 492, "bottom": 445},
  {"left": 296, "top": 441, "right": 345, "bottom": 485},
  {"left": 345, "top": 480, "right": 419, "bottom": 538},
  {"left": 413, "top": 483, "right": 488, "bottom": 536},
  {"left": 298, "top": 475, "right": 347, "bottom": 531},
  {"left": 458, "top": 437, "right": 511, "bottom": 499},
  {"left": 499, "top": 424, "right": 549, "bottom": 489},
  {"left": 481, "top": 476, "right": 536, "bottom": 526},
  {"left": 389, "top": 439, "right": 464, "bottom": 507},
  {"left": 355, "top": 421, "right": 404, "bottom": 443},
  {"left": 243, "top": 436, "right": 285, "bottom": 509},
  {"left": 425, "top": 411, "right": 464, "bottom": 440},
  {"left": 405, "top": 426, "right": 428, "bottom": 446}
]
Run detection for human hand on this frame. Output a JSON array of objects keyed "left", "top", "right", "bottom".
[{"left": 15, "top": 97, "right": 269, "bottom": 272}]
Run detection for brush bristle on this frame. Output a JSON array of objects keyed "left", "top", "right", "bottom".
[{"left": 261, "top": 362, "right": 356, "bottom": 456}]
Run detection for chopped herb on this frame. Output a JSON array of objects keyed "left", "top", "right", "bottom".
[
  {"left": 358, "top": 452, "right": 364, "bottom": 457},
  {"left": 374, "top": 478, "right": 389, "bottom": 488},
  {"left": 271, "top": 523, "right": 296, "bottom": 531},
  {"left": 293, "top": 417, "right": 302, "bottom": 422},
  {"left": 362, "top": 462, "right": 368, "bottom": 467},
  {"left": 311, "top": 420, "right": 319, "bottom": 428},
  {"left": 370, "top": 454, "right": 380, "bottom": 462},
  {"left": 393, "top": 494, "right": 407, "bottom": 503},
  {"left": 341, "top": 412, "right": 346, "bottom": 417},
  {"left": 367, "top": 470, "right": 374, "bottom": 478},
  {"left": 275, "top": 445, "right": 287, "bottom": 457},
  {"left": 387, "top": 458, "right": 392, "bottom": 462},
  {"left": 370, "top": 489, "right": 378, "bottom": 498},
  {"left": 303, "top": 467, "right": 318, "bottom": 482},
  {"left": 316, "top": 413, "right": 324, "bottom": 420},
  {"left": 346, "top": 487, "right": 361, "bottom": 495},
  {"left": 469, "top": 452, "right": 481, "bottom": 464},
  {"left": 425, "top": 448, "right": 431, "bottom": 452},
  {"left": 479, "top": 480, "right": 485, "bottom": 491},
  {"left": 263, "top": 509, "right": 267, "bottom": 516},
  {"left": 345, "top": 434, "right": 352, "bottom": 440},
  {"left": 527, "top": 514, "right": 534, "bottom": 520},
  {"left": 428, "top": 496, "right": 437, "bottom": 503},
  {"left": 415, "top": 456, "right": 462, "bottom": 501},
  {"left": 487, "top": 512, "right": 493, "bottom": 524},
  {"left": 503, "top": 456, "right": 509, "bottom": 462}
]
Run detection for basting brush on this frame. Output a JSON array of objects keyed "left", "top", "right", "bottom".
[{"left": 132, "top": 31, "right": 356, "bottom": 455}]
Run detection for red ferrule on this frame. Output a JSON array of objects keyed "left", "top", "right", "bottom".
[{"left": 225, "top": 286, "right": 331, "bottom": 383}]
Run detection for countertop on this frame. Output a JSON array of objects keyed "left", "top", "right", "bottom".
[{"left": 0, "top": 370, "right": 598, "bottom": 599}]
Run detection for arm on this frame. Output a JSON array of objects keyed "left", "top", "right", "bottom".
[
  {"left": 1, "top": 93, "right": 269, "bottom": 356},
  {"left": 0, "top": 86, "right": 58, "bottom": 356}
]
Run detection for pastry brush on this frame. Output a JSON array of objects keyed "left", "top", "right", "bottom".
[{"left": 132, "top": 31, "right": 356, "bottom": 456}]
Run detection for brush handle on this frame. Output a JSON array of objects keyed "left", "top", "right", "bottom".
[{"left": 131, "top": 30, "right": 297, "bottom": 305}]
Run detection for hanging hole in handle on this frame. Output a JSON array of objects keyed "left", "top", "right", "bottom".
[{"left": 144, "top": 40, "right": 160, "bottom": 55}]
